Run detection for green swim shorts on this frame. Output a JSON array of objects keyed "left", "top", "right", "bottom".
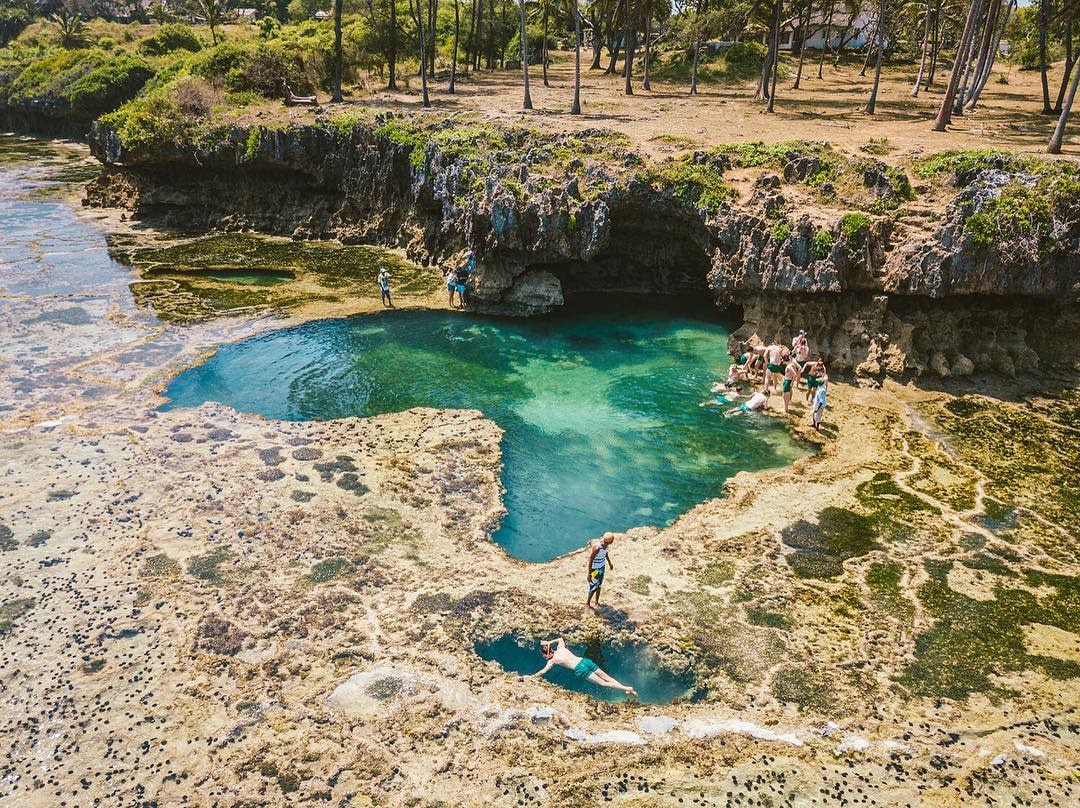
[
  {"left": 807, "top": 376, "right": 820, "bottom": 389},
  {"left": 574, "top": 657, "right": 599, "bottom": 678},
  {"left": 783, "top": 379, "right": 792, "bottom": 393},
  {"left": 767, "top": 363, "right": 782, "bottom": 373}
]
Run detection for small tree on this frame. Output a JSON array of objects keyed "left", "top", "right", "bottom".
[
  {"left": 192, "top": 0, "right": 231, "bottom": 46},
  {"left": 53, "top": 2, "right": 85, "bottom": 49},
  {"left": 331, "top": 0, "right": 343, "bottom": 101}
]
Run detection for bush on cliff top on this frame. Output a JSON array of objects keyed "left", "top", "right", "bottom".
[
  {"left": 138, "top": 24, "right": 203, "bottom": 56},
  {"left": 67, "top": 55, "right": 154, "bottom": 117},
  {"left": 960, "top": 162, "right": 1080, "bottom": 258},
  {"left": 3, "top": 49, "right": 153, "bottom": 117},
  {"left": 647, "top": 158, "right": 738, "bottom": 216}
]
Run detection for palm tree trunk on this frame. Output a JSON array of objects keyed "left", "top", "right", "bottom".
[
  {"left": 1048, "top": 50, "right": 1080, "bottom": 153},
  {"left": 449, "top": 0, "right": 460, "bottom": 92},
  {"left": 332, "top": 0, "right": 344, "bottom": 102},
  {"left": 642, "top": 0, "right": 652, "bottom": 90},
  {"left": 926, "top": 3, "right": 939, "bottom": 87},
  {"left": 818, "top": 0, "right": 835, "bottom": 80},
  {"left": 793, "top": 3, "right": 810, "bottom": 89},
  {"left": 767, "top": 0, "right": 781, "bottom": 112},
  {"left": 389, "top": 0, "right": 399, "bottom": 89},
  {"left": 591, "top": 13, "right": 603, "bottom": 69},
  {"left": 912, "top": 0, "right": 932, "bottom": 96},
  {"left": 413, "top": 0, "right": 432, "bottom": 107},
  {"left": 624, "top": 0, "right": 635, "bottom": 94},
  {"left": 865, "top": 0, "right": 885, "bottom": 113},
  {"left": 690, "top": 0, "right": 703, "bottom": 94},
  {"left": 520, "top": 0, "right": 533, "bottom": 108},
  {"left": 1039, "top": 0, "right": 1052, "bottom": 113},
  {"left": 428, "top": 0, "right": 439, "bottom": 78},
  {"left": 931, "top": 0, "right": 982, "bottom": 131},
  {"left": 486, "top": 0, "right": 495, "bottom": 69},
  {"left": 572, "top": 5, "right": 582, "bottom": 113},
  {"left": 859, "top": 20, "right": 877, "bottom": 77},
  {"left": 963, "top": 0, "right": 999, "bottom": 108},
  {"left": 606, "top": 2, "right": 624, "bottom": 75},
  {"left": 952, "top": 0, "right": 986, "bottom": 117},
  {"left": 542, "top": 6, "right": 550, "bottom": 87},
  {"left": 966, "top": 0, "right": 1012, "bottom": 111},
  {"left": 1054, "top": 21, "right": 1074, "bottom": 113}
]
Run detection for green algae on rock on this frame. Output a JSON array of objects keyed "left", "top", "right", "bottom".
[
  {"left": 899, "top": 560, "right": 1080, "bottom": 700},
  {"left": 118, "top": 233, "right": 438, "bottom": 322}
]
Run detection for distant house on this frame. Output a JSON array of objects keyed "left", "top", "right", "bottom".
[
  {"left": 313, "top": 10, "right": 332, "bottom": 20},
  {"left": 234, "top": 8, "right": 258, "bottom": 21},
  {"left": 779, "top": 10, "right": 877, "bottom": 52}
]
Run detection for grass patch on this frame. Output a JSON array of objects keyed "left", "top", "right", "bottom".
[
  {"left": 188, "top": 547, "right": 231, "bottom": 585},
  {"left": 140, "top": 552, "right": 181, "bottom": 579}
]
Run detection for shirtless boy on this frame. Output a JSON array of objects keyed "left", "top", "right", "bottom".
[{"left": 533, "top": 638, "right": 637, "bottom": 697}]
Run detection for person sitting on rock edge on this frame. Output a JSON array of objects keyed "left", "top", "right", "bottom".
[{"left": 532, "top": 637, "right": 637, "bottom": 698}]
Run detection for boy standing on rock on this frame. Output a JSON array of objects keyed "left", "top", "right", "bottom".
[
  {"left": 763, "top": 341, "right": 785, "bottom": 394},
  {"left": 782, "top": 357, "right": 801, "bottom": 413},
  {"left": 586, "top": 533, "right": 615, "bottom": 611}
]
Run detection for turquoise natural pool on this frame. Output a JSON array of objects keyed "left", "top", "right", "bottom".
[
  {"left": 475, "top": 634, "right": 699, "bottom": 704},
  {"left": 162, "top": 298, "right": 807, "bottom": 561}
]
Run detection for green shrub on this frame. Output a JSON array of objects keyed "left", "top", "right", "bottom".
[
  {"left": 839, "top": 212, "right": 871, "bottom": 248},
  {"left": 811, "top": 228, "right": 834, "bottom": 260},
  {"left": 139, "top": 23, "right": 202, "bottom": 56},
  {"left": 911, "top": 149, "right": 1031, "bottom": 181},
  {"left": 67, "top": 54, "right": 154, "bottom": 116},
  {"left": 964, "top": 182, "right": 1054, "bottom": 254},
  {"left": 724, "top": 41, "right": 768, "bottom": 77},
  {"left": 649, "top": 158, "right": 739, "bottom": 215},
  {"left": 771, "top": 220, "right": 792, "bottom": 242}
]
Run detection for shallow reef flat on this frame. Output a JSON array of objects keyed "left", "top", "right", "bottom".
[{"left": 2, "top": 368, "right": 1077, "bottom": 805}]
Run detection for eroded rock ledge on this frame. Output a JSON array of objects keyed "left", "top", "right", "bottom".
[{"left": 84, "top": 118, "right": 1080, "bottom": 381}]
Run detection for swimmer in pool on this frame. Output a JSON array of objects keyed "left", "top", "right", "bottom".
[{"left": 532, "top": 637, "right": 637, "bottom": 697}]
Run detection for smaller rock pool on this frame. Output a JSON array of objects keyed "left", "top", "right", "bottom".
[{"left": 475, "top": 634, "right": 699, "bottom": 704}]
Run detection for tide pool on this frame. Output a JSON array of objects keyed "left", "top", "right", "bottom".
[{"left": 162, "top": 298, "right": 806, "bottom": 561}]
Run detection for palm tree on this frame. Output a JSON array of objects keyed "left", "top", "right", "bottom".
[
  {"left": 865, "top": 0, "right": 886, "bottom": 113},
  {"left": 192, "top": 0, "right": 230, "bottom": 46},
  {"left": 411, "top": 0, "right": 432, "bottom": 107},
  {"left": 449, "top": 0, "right": 461, "bottom": 93},
  {"left": 531, "top": 0, "right": 557, "bottom": 87},
  {"left": 571, "top": 0, "right": 582, "bottom": 113},
  {"left": 519, "top": 0, "right": 534, "bottom": 108},
  {"left": 332, "top": 0, "right": 344, "bottom": 102},
  {"left": 641, "top": 0, "right": 652, "bottom": 90},
  {"left": 53, "top": 2, "right": 85, "bottom": 48},
  {"left": 1048, "top": 53, "right": 1080, "bottom": 153}
]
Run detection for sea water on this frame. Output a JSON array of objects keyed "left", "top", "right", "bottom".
[{"left": 163, "top": 298, "right": 806, "bottom": 561}]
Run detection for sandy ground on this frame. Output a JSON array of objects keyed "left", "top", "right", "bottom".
[{"left": 242, "top": 51, "right": 1080, "bottom": 162}]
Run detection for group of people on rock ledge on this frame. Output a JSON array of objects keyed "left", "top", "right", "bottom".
[
  {"left": 377, "top": 250, "right": 476, "bottom": 310},
  {"left": 706, "top": 330, "right": 830, "bottom": 430}
]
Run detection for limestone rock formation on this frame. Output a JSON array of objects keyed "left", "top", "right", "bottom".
[{"left": 84, "top": 120, "right": 1080, "bottom": 380}]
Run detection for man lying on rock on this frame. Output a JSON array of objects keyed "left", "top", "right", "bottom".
[{"left": 532, "top": 638, "right": 637, "bottom": 698}]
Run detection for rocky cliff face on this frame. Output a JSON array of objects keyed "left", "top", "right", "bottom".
[{"left": 84, "top": 119, "right": 1080, "bottom": 381}]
